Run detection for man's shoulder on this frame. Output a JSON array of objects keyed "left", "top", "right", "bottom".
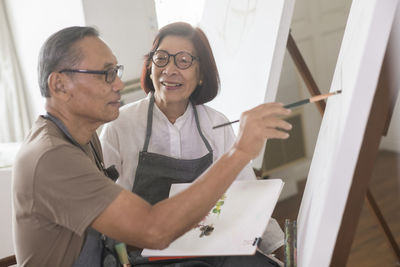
[
  {"left": 19, "top": 117, "right": 71, "bottom": 155},
  {"left": 12, "top": 117, "right": 81, "bottom": 208},
  {"left": 14, "top": 117, "right": 75, "bottom": 177}
]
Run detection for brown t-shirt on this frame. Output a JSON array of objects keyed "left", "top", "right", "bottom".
[{"left": 12, "top": 117, "right": 123, "bottom": 266}]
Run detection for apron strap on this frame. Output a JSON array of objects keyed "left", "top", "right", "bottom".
[
  {"left": 192, "top": 102, "right": 213, "bottom": 153},
  {"left": 142, "top": 93, "right": 155, "bottom": 152},
  {"left": 143, "top": 93, "right": 213, "bottom": 154}
]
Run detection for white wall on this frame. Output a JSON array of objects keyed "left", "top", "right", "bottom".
[
  {"left": 5, "top": 0, "right": 158, "bottom": 118},
  {"left": 379, "top": 8, "right": 400, "bottom": 152},
  {"left": 5, "top": 0, "right": 85, "bottom": 119},
  {"left": 381, "top": 95, "right": 400, "bottom": 151},
  {"left": 82, "top": 0, "right": 158, "bottom": 82},
  {"left": 0, "top": 168, "right": 13, "bottom": 258},
  {"left": 154, "top": 0, "right": 205, "bottom": 28},
  {"left": 380, "top": 5, "right": 400, "bottom": 155}
]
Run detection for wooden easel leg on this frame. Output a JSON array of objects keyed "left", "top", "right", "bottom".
[
  {"left": 286, "top": 31, "right": 325, "bottom": 115},
  {"left": 287, "top": 30, "right": 400, "bottom": 264},
  {"left": 366, "top": 189, "right": 400, "bottom": 262},
  {"left": 0, "top": 255, "right": 17, "bottom": 266}
]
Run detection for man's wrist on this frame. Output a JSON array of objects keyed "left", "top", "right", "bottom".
[{"left": 226, "top": 147, "right": 253, "bottom": 167}]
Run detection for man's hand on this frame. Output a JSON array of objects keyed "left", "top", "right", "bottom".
[{"left": 234, "top": 103, "right": 292, "bottom": 160}]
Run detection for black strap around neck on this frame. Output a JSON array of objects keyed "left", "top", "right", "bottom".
[
  {"left": 43, "top": 112, "right": 101, "bottom": 166},
  {"left": 42, "top": 112, "right": 119, "bottom": 181},
  {"left": 44, "top": 112, "right": 81, "bottom": 147}
]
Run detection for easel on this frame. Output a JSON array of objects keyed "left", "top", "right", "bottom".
[
  {"left": 0, "top": 255, "right": 16, "bottom": 266},
  {"left": 286, "top": 30, "right": 400, "bottom": 265}
]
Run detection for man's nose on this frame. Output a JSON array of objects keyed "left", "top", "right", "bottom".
[{"left": 112, "top": 76, "right": 125, "bottom": 92}]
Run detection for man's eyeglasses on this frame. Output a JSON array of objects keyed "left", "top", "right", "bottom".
[
  {"left": 59, "top": 65, "right": 124, "bottom": 84},
  {"left": 151, "top": 50, "right": 198, "bottom": 70}
]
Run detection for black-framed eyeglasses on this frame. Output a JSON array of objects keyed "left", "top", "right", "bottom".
[
  {"left": 151, "top": 50, "right": 198, "bottom": 70},
  {"left": 59, "top": 65, "right": 124, "bottom": 84}
]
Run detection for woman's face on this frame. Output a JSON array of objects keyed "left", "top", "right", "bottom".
[{"left": 151, "top": 35, "right": 200, "bottom": 108}]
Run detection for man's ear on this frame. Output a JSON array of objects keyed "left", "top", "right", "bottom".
[{"left": 48, "top": 72, "right": 69, "bottom": 99}]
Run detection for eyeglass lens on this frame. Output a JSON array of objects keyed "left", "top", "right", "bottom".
[
  {"left": 106, "top": 65, "right": 124, "bottom": 83},
  {"left": 152, "top": 50, "right": 194, "bottom": 70}
]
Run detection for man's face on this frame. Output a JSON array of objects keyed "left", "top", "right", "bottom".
[{"left": 62, "top": 36, "right": 124, "bottom": 124}]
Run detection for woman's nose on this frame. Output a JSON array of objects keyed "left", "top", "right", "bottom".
[{"left": 162, "top": 59, "right": 178, "bottom": 75}]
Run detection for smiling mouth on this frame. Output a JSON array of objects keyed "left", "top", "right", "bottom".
[{"left": 161, "top": 81, "right": 182, "bottom": 87}]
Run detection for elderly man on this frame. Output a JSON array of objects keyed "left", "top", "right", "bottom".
[{"left": 12, "top": 26, "right": 291, "bottom": 266}]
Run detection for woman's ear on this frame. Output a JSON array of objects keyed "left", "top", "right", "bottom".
[{"left": 198, "top": 72, "right": 204, "bottom": 86}]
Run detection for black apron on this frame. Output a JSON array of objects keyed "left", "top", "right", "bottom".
[
  {"left": 72, "top": 228, "right": 103, "bottom": 267},
  {"left": 132, "top": 93, "right": 213, "bottom": 205},
  {"left": 129, "top": 95, "right": 279, "bottom": 267}
]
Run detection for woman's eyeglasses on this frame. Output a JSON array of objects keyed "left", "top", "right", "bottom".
[
  {"left": 151, "top": 50, "right": 198, "bottom": 70},
  {"left": 59, "top": 65, "right": 124, "bottom": 84}
]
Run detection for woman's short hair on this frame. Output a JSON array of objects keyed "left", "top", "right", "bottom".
[
  {"left": 38, "top": 26, "right": 99, "bottom": 97},
  {"left": 140, "top": 22, "right": 220, "bottom": 105}
]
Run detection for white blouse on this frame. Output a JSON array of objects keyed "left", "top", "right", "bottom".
[{"left": 100, "top": 94, "right": 256, "bottom": 191}]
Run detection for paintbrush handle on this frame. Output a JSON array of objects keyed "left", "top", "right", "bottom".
[
  {"left": 212, "top": 119, "right": 240, "bottom": 129},
  {"left": 284, "top": 99, "right": 309, "bottom": 109},
  {"left": 212, "top": 90, "right": 341, "bottom": 129}
]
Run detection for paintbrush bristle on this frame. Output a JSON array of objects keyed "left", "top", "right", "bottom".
[{"left": 335, "top": 90, "right": 342, "bottom": 94}]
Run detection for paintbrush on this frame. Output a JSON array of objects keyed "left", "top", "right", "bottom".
[
  {"left": 212, "top": 90, "right": 342, "bottom": 129},
  {"left": 114, "top": 242, "right": 131, "bottom": 267}
]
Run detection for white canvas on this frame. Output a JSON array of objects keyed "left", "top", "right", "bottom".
[
  {"left": 199, "top": 0, "right": 295, "bottom": 129},
  {"left": 142, "top": 179, "right": 284, "bottom": 257},
  {"left": 198, "top": 0, "right": 296, "bottom": 168},
  {"left": 296, "top": 0, "right": 399, "bottom": 266}
]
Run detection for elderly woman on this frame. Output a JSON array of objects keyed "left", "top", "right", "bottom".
[{"left": 100, "top": 22, "right": 284, "bottom": 266}]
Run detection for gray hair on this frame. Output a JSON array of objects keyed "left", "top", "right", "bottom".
[{"left": 38, "top": 26, "right": 99, "bottom": 97}]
